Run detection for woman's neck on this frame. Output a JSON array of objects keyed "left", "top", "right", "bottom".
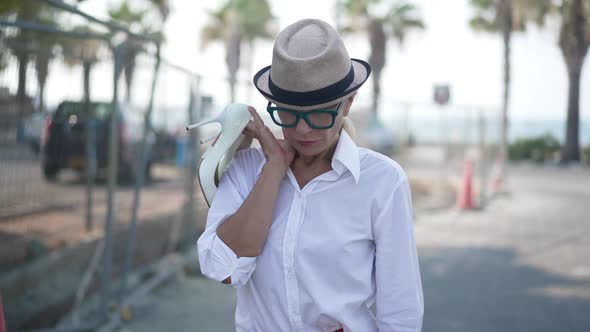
[{"left": 292, "top": 133, "right": 339, "bottom": 170}]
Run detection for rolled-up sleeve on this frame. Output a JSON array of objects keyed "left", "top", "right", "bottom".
[
  {"left": 373, "top": 176, "right": 424, "bottom": 331},
  {"left": 197, "top": 149, "right": 260, "bottom": 287}
]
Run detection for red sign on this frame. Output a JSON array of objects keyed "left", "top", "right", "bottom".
[{"left": 433, "top": 84, "right": 451, "bottom": 105}]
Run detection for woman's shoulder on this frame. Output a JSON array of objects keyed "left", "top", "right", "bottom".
[
  {"left": 234, "top": 146, "right": 265, "bottom": 163},
  {"left": 230, "top": 146, "right": 266, "bottom": 176},
  {"left": 358, "top": 147, "right": 408, "bottom": 184}
]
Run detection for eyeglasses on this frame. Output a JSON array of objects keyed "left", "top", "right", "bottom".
[{"left": 266, "top": 102, "right": 343, "bottom": 130}]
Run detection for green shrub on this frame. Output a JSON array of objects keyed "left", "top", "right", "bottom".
[
  {"left": 508, "top": 134, "right": 561, "bottom": 162},
  {"left": 582, "top": 145, "right": 590, "bottom": 165}
]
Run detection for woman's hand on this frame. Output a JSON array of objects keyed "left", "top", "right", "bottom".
[{"left": 242, "top": 106, "right": 295, "bottom": 173}]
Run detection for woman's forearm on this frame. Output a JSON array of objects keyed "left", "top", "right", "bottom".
[{"left": 217, "top": 162, "right": 286, "bottom": 257}]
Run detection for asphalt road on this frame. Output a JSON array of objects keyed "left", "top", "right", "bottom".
[
  {"left": 417, "top": 164, "right": 590, "bottom": 332},
  {"left": 115, "top": 163, "right": 590, "bottom": 332}
]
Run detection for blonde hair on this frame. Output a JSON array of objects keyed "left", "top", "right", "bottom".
[{"left": 342, "top": 117, "right": 356, "bottom": 141}]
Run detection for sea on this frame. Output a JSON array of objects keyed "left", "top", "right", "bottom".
[{"left": 151, "top": 102, "right": 589, "bottom": 146}]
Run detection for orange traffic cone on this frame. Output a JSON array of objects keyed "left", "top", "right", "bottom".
[
  {"left": 457, "top": 159, "right": 475, "bottom": 210},
  {"left": 489, "top": 151, "right": 505, "bottom": 193},
  {"left": 492, "top": 175, "right": 503, "bottom": 192}
]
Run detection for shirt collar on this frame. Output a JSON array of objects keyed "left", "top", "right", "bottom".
[
  {"left": 254, "top": 130, "right": 360, "bottom": 183},
  {"left": 331, "top": 130, "right": 360, "bottom": 183}
]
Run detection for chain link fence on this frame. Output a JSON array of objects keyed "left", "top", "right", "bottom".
[
  {"left": 0, "top": 1, "right": 507, "bottom": 330},
  {"left": 0, "top": 1, "right": 215, "bottom": 330}
]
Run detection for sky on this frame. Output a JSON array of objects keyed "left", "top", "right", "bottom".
[
  {"left": 78, "top": 0, "right": 588, "bottom": 117},
  {"left": 10, "top": 0, "right": 589, "bottom": 138}
]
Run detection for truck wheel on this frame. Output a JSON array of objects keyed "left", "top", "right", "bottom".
[{"left": 43, "top": 164, "right": 59, "bottom": 181}]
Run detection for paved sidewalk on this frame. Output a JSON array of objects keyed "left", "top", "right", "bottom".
[
  {"left": 115, "top": 164, "right": 590, "bottom": 331},
  {"left": 116, "top": 272, "right": 237, "bottom": 332}
]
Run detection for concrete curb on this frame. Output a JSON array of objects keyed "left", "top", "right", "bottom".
[{"left": 0, "top": 210, "right": 199, "bottom": 331}]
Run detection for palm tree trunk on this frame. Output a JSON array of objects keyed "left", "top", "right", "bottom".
[
  {"left": 371, "top": 70, "right": 381, "bottom": 117},
  {"left": 499, "top": 0, "right": 512, "bottom": 162},
  {"left": 246, "top": 41, "right": 255, "bottom": 104},
  {"left": 16, "top": 53, "right": 28, "bottom": 103},
  {"left": 229, "top": 75, "right": 237, "bottom": 103},
  {"left": 558, "top": 0, "right": 589, "bottom": 162},
  {"left": 225, "top": 27, "right": 241, "bottom": 103},
  {"left": 122, "top": 39, "right": 138, "bottom": 104},
  {"left": 562, "top": 64, "right": 582, "bottom": 161},
  {"left": 38, "top": 81, "right": 46, "bottom": 114},
  {"left": 35, "top": 55, "right": 49, "bottom": 113},
  {"left": 83, "top": 62, "right": 92, "bottom": 103},
  {"left": 124, "top": 59, "right": 135, "bottom": 104},
  {"left": 368, "top": 20, "right": 386, "bottom": 115}
]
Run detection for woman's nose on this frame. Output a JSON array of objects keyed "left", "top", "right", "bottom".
[{"left": 295, "top": 118, "right": 312, "bottom": 135}]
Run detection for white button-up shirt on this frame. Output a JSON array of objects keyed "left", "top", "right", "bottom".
[{"left": 197, "top": 131, "right": 423, "bottom": 331}]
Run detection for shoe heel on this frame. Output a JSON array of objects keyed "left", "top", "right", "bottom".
[
  {"left": 189, "top": 103, "right": 252, "bottom": 206},
  {"left": 186, "top": 117, "right": 219, "bottom": 131}
]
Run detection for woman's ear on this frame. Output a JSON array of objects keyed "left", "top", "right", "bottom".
[
  {"left": 348, "top": 93, "right": 356, "bottom": 104},
  {"left": 343, "top": 94, "right": 356, "bottom": 117}
]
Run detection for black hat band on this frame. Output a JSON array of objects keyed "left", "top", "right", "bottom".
[{"left": 265, "top": 64, "right": 355, "bottom": 107}]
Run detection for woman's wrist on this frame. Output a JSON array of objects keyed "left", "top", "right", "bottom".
[{"left": 263, "top": 159, "right": 289, "bottom": 178}]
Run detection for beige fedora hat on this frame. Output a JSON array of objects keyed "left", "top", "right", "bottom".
[{"left": 253, "top": 19, "right": 371, "bottom": 111}]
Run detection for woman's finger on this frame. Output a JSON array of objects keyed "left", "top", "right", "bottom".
[
  {"left": 242, "top": 121, "right": 256, "bottom": 138},
  {"left": 248, "top": 108, "right": 275, "bottom": 143},
  {"left": 248, "top": 107, "right": 266, "bottom": 130}
]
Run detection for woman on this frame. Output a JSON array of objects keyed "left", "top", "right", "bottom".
[{"left": 197, "top": 19, "right": 423, "bottom": 331}]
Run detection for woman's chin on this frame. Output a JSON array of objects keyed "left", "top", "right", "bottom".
[{"left": 294, "top": 145, "right": 324, "bottom": 158}]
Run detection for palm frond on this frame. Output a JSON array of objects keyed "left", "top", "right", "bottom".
[
  {"left": 148, "top": 0, "right": 170, "bottom": 21},
  {"left": 200, "top": 0, "right": 276, "bottom": 48},
  {"left": 200, "top": 24, "right": 223, "bottom": 49},
  {"left": 343, "top": 0, "right": 369, "bottom": 17},
  {"left": 469, "top": 0, "right": 496, "bottom": 11},
  {"left": 385, "top": 2, "right": 425, "bottom": 44},
  {"left": 469, "top": 15, "right": 499, "bottom": 32},
  {"left": 108, "top": 1, "right": 149, "bottom": 24}
]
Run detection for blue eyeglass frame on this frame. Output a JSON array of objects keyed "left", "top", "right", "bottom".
[{"left": 266, "top": 101, "right": 343, "bottom": 130}]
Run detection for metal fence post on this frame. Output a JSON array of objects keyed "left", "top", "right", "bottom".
[
  {"left": 119, "top": 44, "right": 161, "bottom": 302},
  {"left": 478, "top": 108, "right": 487, "bottom": 208},
  {"left": 84, "top": 60, "right": 96, "bottom": 232},
  {"left": 100, "top": 42, "right": 124, "bottom": 320},
  {"left": 185, "top": 78, "right": 201, "bottom": 238}
]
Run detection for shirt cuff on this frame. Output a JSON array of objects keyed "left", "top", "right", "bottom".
[{"left": 209, "top": 235, "right": 257, "bottom": 287}]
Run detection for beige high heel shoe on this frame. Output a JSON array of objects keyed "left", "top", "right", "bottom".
[{"left": 186, "top": 103, "right": 252, "bottom": 206}]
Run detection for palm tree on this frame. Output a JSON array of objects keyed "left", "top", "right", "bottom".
[
  {"left": 1, "top": 1, "right": 60, "bottom": 115},
  {"left": 469, "top": 0, "right": 546, "bottom": 164},
  {"left": 0, "top": 29, "right": 10, "bottom": 73},
  {"left": 1, "top": 1, "right": 54, "bottom": 104},
  {"left": 478, "top": 0, "right": 589, "bottom": 162},
  {"left": 0, "top": 1, "right": 24, "bottom": 94},
  {"left": 31, "top": 15, "right": 66, "bottom": 113},
  {"left": 33, "top": 34, "right": 55, "bottom": 113},
  {"left": 201, "top": 0, "right": 275, "bottom": 103},
  {"left": 108, "top": 0, "right": 169, "bottom": 104},
  {"left": 60, "top": 25, "right": 103, "bottom": 103},
  {"left": 551, "top": 0, "right": 589, "bottom": 162},
  {"left": 341, "top": 0, "right": 424, "bottom": 115}
]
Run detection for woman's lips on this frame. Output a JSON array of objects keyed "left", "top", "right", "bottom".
[{"left": 297, "top": 140, "right": 317, "bottom": 146}]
